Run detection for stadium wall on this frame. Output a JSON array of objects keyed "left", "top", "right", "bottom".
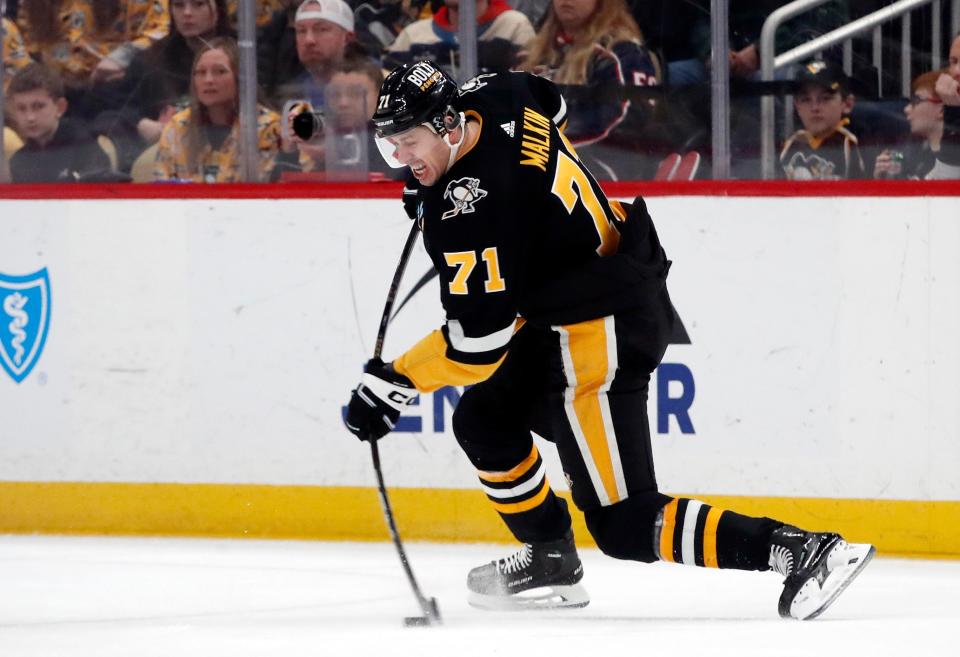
[{"left": 1, "top": 182, "right": 958, "bottom": 558}]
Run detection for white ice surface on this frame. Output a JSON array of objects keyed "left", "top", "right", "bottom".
[{"left": 0, "top": 535, "right": 956, "bottom": 657}]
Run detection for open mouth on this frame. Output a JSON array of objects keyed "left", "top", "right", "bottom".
[{"left": 412, "top": 163, "right": 426, "bottom": 176}]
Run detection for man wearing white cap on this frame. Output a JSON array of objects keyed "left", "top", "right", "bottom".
[{"left": 294, "top": 0, "right": 356, "bottom": 102}]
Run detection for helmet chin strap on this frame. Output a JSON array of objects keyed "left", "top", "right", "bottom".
[{"left": 442, "top": 112, "right": 468, "bottom": 173}]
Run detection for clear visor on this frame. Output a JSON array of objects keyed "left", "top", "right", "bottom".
[
  {"left": 374, "top": 133, "right": 409, "bottom": 169},
  {"left": 374, "top": 122, "right": 443, "bottom": 169}
]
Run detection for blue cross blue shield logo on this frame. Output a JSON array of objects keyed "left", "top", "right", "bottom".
[{"left": 0, "top": 268, "right": 52, "bottom": 384}]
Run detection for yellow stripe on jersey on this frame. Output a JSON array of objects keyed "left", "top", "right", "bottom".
[
  {"left": 393, "top": 330, "right": 503, "bottom": 393},
  {"left": 557, "top": 124, "right": 577, "bottom": 157},
  {"left": 478, "top": 444, "right": 540, "bottom": 483},
  {"left": 557, "top": 317, "right": 626, "bottom": 506},
  {"left": 703, "top": 506, "right": 724, "bottom": 568},
  {"left": 659, "top": 498, "right": 679, "bottom": 563},
  {"left": 489, "top": 480, "right": 550, "bottom": 514},
  {"left": 609, "top": 199, "right": 628, "bottom": 221}
]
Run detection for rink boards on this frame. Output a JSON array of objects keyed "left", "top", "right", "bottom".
[{"left": 1, "top": 188, "right": 959, "bottom": 557}]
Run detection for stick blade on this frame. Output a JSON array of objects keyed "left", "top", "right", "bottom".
[{"left": 403, "top": 597, "right": 442, "bottom": 627}]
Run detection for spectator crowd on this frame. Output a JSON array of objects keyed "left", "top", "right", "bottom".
[{"left": 2, "top": 0, "right": 959, "bottom": 183}]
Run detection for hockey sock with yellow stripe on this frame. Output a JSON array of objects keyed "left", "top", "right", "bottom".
[
  {"left": 654, "top": 498, "right": 780, "bottom": 571},
  {"left": 476, "top": 444, "right": 572, "bottom": 544}
]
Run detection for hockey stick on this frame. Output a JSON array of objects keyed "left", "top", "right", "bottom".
[
  {"left": 369, "top": 221, "right": 442, "bottom": 627},
  {"left": 389, "top": 268, "right": 438, "bottom": 323}
]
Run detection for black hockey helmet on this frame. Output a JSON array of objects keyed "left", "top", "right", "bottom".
[{"left": 372, "top": 61, "right": 460, "bottom": 138}]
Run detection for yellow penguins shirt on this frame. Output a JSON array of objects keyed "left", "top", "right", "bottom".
[
  {"left": 394, "top": 70, "right": 671, "bottom": 392},
  {"left": 779, "top": 118, "right": 866, "bottom": 180},
  {"left": 154, "top": 104, "right": 282, "bottom": 182},
  {"left": 17, "top": 0, "right": 169, "bottom": 85},
  {"left": 2, "top": 18, "right": 31, "bottom": 91}
]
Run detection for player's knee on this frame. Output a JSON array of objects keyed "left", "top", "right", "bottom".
[
  {"left": 585, "top": 492, "right": 672, "bottom": 563},
  {"left": 452, "top": 385, "right": 493, "bottom": 452}
]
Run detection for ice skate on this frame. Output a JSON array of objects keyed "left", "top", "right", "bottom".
[
  {"left": 769, "top": 525, "right": 875, "bottom": 620},
  {"left": 467, "top": 532, "right": 589, "bottom": 610}
]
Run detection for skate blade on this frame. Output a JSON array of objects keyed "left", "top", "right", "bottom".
[
  {"left": 790, "top": 542, "right": 876, "bottom": 620},
  {"left": 467, "top": 583, "right": 590, "bottom": 611}
]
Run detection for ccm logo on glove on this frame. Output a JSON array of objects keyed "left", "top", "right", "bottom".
[{"left": 344, "top": 358, "right": 418, "bottom": 441}]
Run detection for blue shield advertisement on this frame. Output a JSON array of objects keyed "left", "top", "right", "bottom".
[{"left": 0, "top": 268, "right": 52, "bottom": 384}]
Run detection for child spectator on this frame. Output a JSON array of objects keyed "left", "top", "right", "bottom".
[
  {"left": 780, "top": 60, "right": 865, "bottom": 180},
  {"left": 17, "top": 1, "right": 169, "bottom": 89},
  {"left": 385, "top": 0, "right": 534, "bottom": 79},
  {"left": 873, "top": 71, "right": 944, "bottom": 180},
  {"left": 6, "top": 63, "right": 111, "bottom": 182},
  {"left": 273, "top": 55, "right": 400, "bottom": 179},
  {"left": 519, "top": 0, "right": 659, "bottom": 147},
  {"left": 929, "top": 32, "right": 960, "bottom": 179},
  {"left": 153, "top": 37, "right": 281, "bottom": 182},
  {"left": 3, "top": 16, "right": 30, "bottom": 91}
]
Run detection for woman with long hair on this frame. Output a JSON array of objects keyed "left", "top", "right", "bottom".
[
  {"left": 126, "top": 0, "right": 233, "bottom": 143},
  {"left": 153, "top": 36, "right": 281, "bottom": 182},
  {"left": 17, "top": 0, "right": 168, "bottom": 88},
  {"left": 519, "top": 0, "right": 659, "bottom": 153}
]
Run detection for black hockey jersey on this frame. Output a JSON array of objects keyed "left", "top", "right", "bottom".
[
  {"left": 779, "top": 119, "right": 866, "bottom": 180},
  {"left": 394, "top": 71, "right": 670, "bottom": 392}
]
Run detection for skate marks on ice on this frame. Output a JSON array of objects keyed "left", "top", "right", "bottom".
[{"left": 0, "top": 536, "right": 956, "bottom": 657}]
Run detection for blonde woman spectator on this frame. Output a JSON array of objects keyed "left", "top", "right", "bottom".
[
  {"left": 17, "top": 0, "right": 169, "bottom": 88},
  {"left": 2, "top": 16, "right": 31, "bottom": 91},
  {"left": 154, "top": 37, "right": 281, "bottom": 182},
  {"left": 519, "top": 0, "right": 659, "bottom": 147}
]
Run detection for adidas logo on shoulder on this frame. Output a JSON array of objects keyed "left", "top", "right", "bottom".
[{"left": 500, "top": 121, "right": 516, "bottom": 138}]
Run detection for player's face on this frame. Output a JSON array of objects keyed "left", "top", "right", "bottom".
[
  {"left": 388, "top": 126, "right": 450, "bottom": 186},
  {"left": 193, "top": 48, "right": 236, "bottom": 110},
  {"left": 794, "top": 85, "right": 851, "bottom": 139},
  {"left": 9, "top": 89, "right": 65, "bottom": 145},
  {"left": 904, "top": 89, "right": 943, "bottom": 137},
  {"left": 171, "top": 0, "right": 217, "bottom": 38}
]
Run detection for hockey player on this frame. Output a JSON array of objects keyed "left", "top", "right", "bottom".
[{"left": 344, "top": 60, "right": 875, "bottom": 620}]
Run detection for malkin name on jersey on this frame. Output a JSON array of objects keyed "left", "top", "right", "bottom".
[{"left": 520, "top": 107, "right": 551, "bottom": 171}]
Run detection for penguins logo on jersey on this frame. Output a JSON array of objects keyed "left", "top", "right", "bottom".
[
  {"left": 785, "top": 152, "right": 839, "bottom": 180},
  {"left": 459, "top": 73, "right": 497, "bottom": 95},
  {"left": 442, "top": 178, "right": 488, "bottom": 220}
]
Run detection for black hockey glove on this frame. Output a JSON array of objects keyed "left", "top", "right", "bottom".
[{"left": 344, "top": 358, "right": 418, "bottom": 442}]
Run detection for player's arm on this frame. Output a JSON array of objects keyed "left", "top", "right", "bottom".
[
  {"left": 394, "top": 276, "right": 520, "bottom": 393},
  {"left": 393, "top": 319, "right": 517, "bottom": 393},
  {"left": 395, "top": 224, "right": 522, "bottom": 392}
]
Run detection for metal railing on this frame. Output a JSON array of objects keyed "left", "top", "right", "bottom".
[
  {"left": 237, "top": 0, "right": 259, "bottom": 182},
  {"left": 759, "top": 0, "right": 954, "bottom": 179},
  {"left": 711, "top": 0, "right": 732, "bottom": 179}
]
